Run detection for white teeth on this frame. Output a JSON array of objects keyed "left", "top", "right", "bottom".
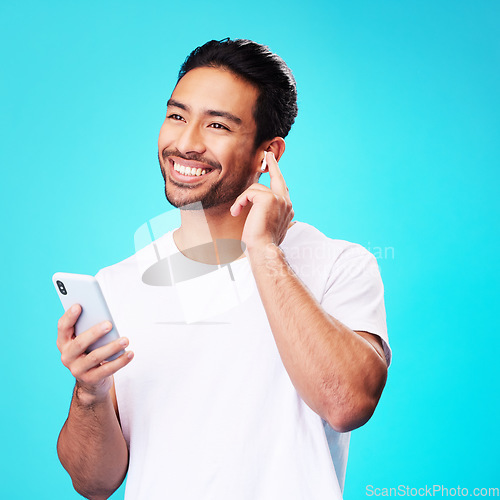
[{"left": 173, "top": 162, "right": 210, "bottom": 177}]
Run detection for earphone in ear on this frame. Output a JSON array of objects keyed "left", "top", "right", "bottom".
[{"left": 260, "top": 151, "right": 267, "bottom": 172}]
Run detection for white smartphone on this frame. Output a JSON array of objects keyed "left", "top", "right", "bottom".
[{"left": 52, "top": 272, "right": 124, "bottom": 362}]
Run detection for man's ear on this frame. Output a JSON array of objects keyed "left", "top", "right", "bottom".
[{"left": 265, "top": 137, "right": 286, "bottom": 162}]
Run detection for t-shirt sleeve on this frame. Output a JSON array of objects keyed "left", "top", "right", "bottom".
[{"left": 320, "top": 244, "right": 391, "bottom": 366}]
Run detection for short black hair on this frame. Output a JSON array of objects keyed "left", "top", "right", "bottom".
[{"left": 178, "top": 38, "right": 298, "bottom": 148}]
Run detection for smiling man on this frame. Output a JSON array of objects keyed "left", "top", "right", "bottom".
[
  {"left": 160, "top": 67, "right": 260, "bottom": 210},
  {"left": 56, "top": 39, "right": 391, "bottom": 500}
]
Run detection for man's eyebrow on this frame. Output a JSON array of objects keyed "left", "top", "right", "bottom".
[
  {"left": 205, "top": 109, "right": 242, "bottom": 125},
  {"left": 166, "top": 99, "right": 242, "bottom": 126},
  {"left": 167, "top": 99, "right": 188, "bottom": 111}
]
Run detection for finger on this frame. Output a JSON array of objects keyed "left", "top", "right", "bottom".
[
  {"left": 230, "top": 185, "right": 270, "bottom": 217},
  {"left": 229, "top": 192, "right": 251, "bottom": 217},
  {"left": 72, "top": 336, "right": 130, "bottom": 374},
  {"left": 62, "top": 320, "right": 114, "bottom": 363},
  {"left": 266, "top": 152, "right": 289, "bottom": 199},
  {"left": 57, "top": 304, "right": 82, "bottom": 347},
  {"left": 75, "top": 349, "right": 134, "bottom": 386}
]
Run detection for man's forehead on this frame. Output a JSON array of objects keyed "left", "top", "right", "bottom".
[{"left": 170, "top": 66, "right": 259, "bottom": 123}]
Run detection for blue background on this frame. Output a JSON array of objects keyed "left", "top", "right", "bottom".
[{"left": 1, "top": 0, "right": 498, "bottom": 498}]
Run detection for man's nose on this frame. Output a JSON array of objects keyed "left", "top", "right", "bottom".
[{"left": 176, "top": 123, "right": 206, "bottom": 155}]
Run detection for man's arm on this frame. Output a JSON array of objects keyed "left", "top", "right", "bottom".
[
  {"left": 57, "top": 305, "right": 133, "bottom": 499},
  {"left": 247, "top": 244, "right": 387, "bottom": 433},
  {"left": 231, "top": 149, "right": 387, "bottom": 432}
]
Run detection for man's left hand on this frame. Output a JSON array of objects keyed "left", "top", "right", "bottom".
[{"left": 230, "top": 152, "right": 294, "bottom": 251}]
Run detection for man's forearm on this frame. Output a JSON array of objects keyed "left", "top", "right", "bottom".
[
  {"left": 57, "top": 384, "right": 128, "bottom": 500},
  {"left": 248, "top": 243, "right": 387, "bottom": 432}
]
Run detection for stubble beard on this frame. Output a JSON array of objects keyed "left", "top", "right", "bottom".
[{"left": 159, "top": 150, "right": 254, "bottom": 211}]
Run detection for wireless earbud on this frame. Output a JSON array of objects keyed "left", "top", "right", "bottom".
[{"left": 260, "top": 151, "right": 267, "bottom": 172}]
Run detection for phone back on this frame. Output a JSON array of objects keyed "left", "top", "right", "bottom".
[{"left": 52, "top": 272, "right": 122, "bottom": 360}]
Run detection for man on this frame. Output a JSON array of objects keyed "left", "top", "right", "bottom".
[{"left": 56, "top": 39, "right": 391, "bottom": 499}]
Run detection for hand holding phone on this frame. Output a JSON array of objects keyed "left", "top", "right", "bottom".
[
  {"left": 53, "top": 273, "right": 125, "bottom": 361},
  {"left": 53, "top": 273, "right": 133, "bottom": 400}
]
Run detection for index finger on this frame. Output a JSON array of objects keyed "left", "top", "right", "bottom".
[
  {"left": 266, "top": 152, "right": 289, "bottom": 199},
  {"left": 57, "top": 304, "right": 82, "bottom": 343}
]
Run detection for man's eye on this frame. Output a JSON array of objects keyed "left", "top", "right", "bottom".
[
  {"left": 210, "top": 123, "right": 229, "bottom": 130},
  {"left": 167, "top": 114, "right": 184, "bottom": 121}
]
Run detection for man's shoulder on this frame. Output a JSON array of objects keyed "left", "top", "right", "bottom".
[
  {"left": 282, "top": 221, "right": 375, "bottom": 266},
  {"left": 94, "top": 251, "right": 141, "bottom": 294},
  {"left": 96, "top": 251, "right": 138, "bottom": 278},
  {"left": 95, "top": 230, "right": 175, "bottom": 284}
]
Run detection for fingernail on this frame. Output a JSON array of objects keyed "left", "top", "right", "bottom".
[
  {"left": 102, "top": 321, "right": 112, "bottom": 332},
  {"left": 119, "top": 338, "right": 128, "bottom": 346},
  {"left": 71, "top": 304, "right": 79, "bottom": 313},
  {"left": 127, "top": 352, "right": 134, "bottom": 360}
]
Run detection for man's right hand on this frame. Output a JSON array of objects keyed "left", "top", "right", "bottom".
[
  {"left": 57, "top": 304, "right": 133, "bottom": 404},
  {"left": 56, "top": 304, "right": 131, "bottom": 498}
]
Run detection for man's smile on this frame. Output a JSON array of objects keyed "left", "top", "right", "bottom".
[
  {"left": 173, "top": 162, "right": 209, "bottom": 177},
  {"left": 167, "top": 156, "right": 219, "bottom": 185}
]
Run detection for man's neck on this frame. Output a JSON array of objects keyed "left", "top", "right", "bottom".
[{"left": 173, "top": 202, "right": 251, "bottom": 264}]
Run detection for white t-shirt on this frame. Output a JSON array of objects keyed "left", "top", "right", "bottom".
[{"left": 96, "top": 221, "right": 390, "bottom": 500}]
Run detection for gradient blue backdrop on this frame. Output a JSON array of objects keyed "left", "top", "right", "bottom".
[{"left": 1, "top": 0, "right": 498, "bottom": 498}]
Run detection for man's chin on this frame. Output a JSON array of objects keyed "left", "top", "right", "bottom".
[
  {"left": 165, "top": 187, "right": 212, "bottom": 210},
  {"left": 164, "top": 176, "right": 206, "bottom": 208},
  {"left": 165, "top": 192, "right": 201, "bottom": 210},
  {"left": 165, "top": 189, "right": 236, "bottom": 212},
  {"left": 162, "top": 171, "right": 249, "bottom": 212}
]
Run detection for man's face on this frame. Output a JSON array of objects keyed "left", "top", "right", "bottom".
[{"left": 158, "top": 66, "right": 261, "bottom": 210}]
